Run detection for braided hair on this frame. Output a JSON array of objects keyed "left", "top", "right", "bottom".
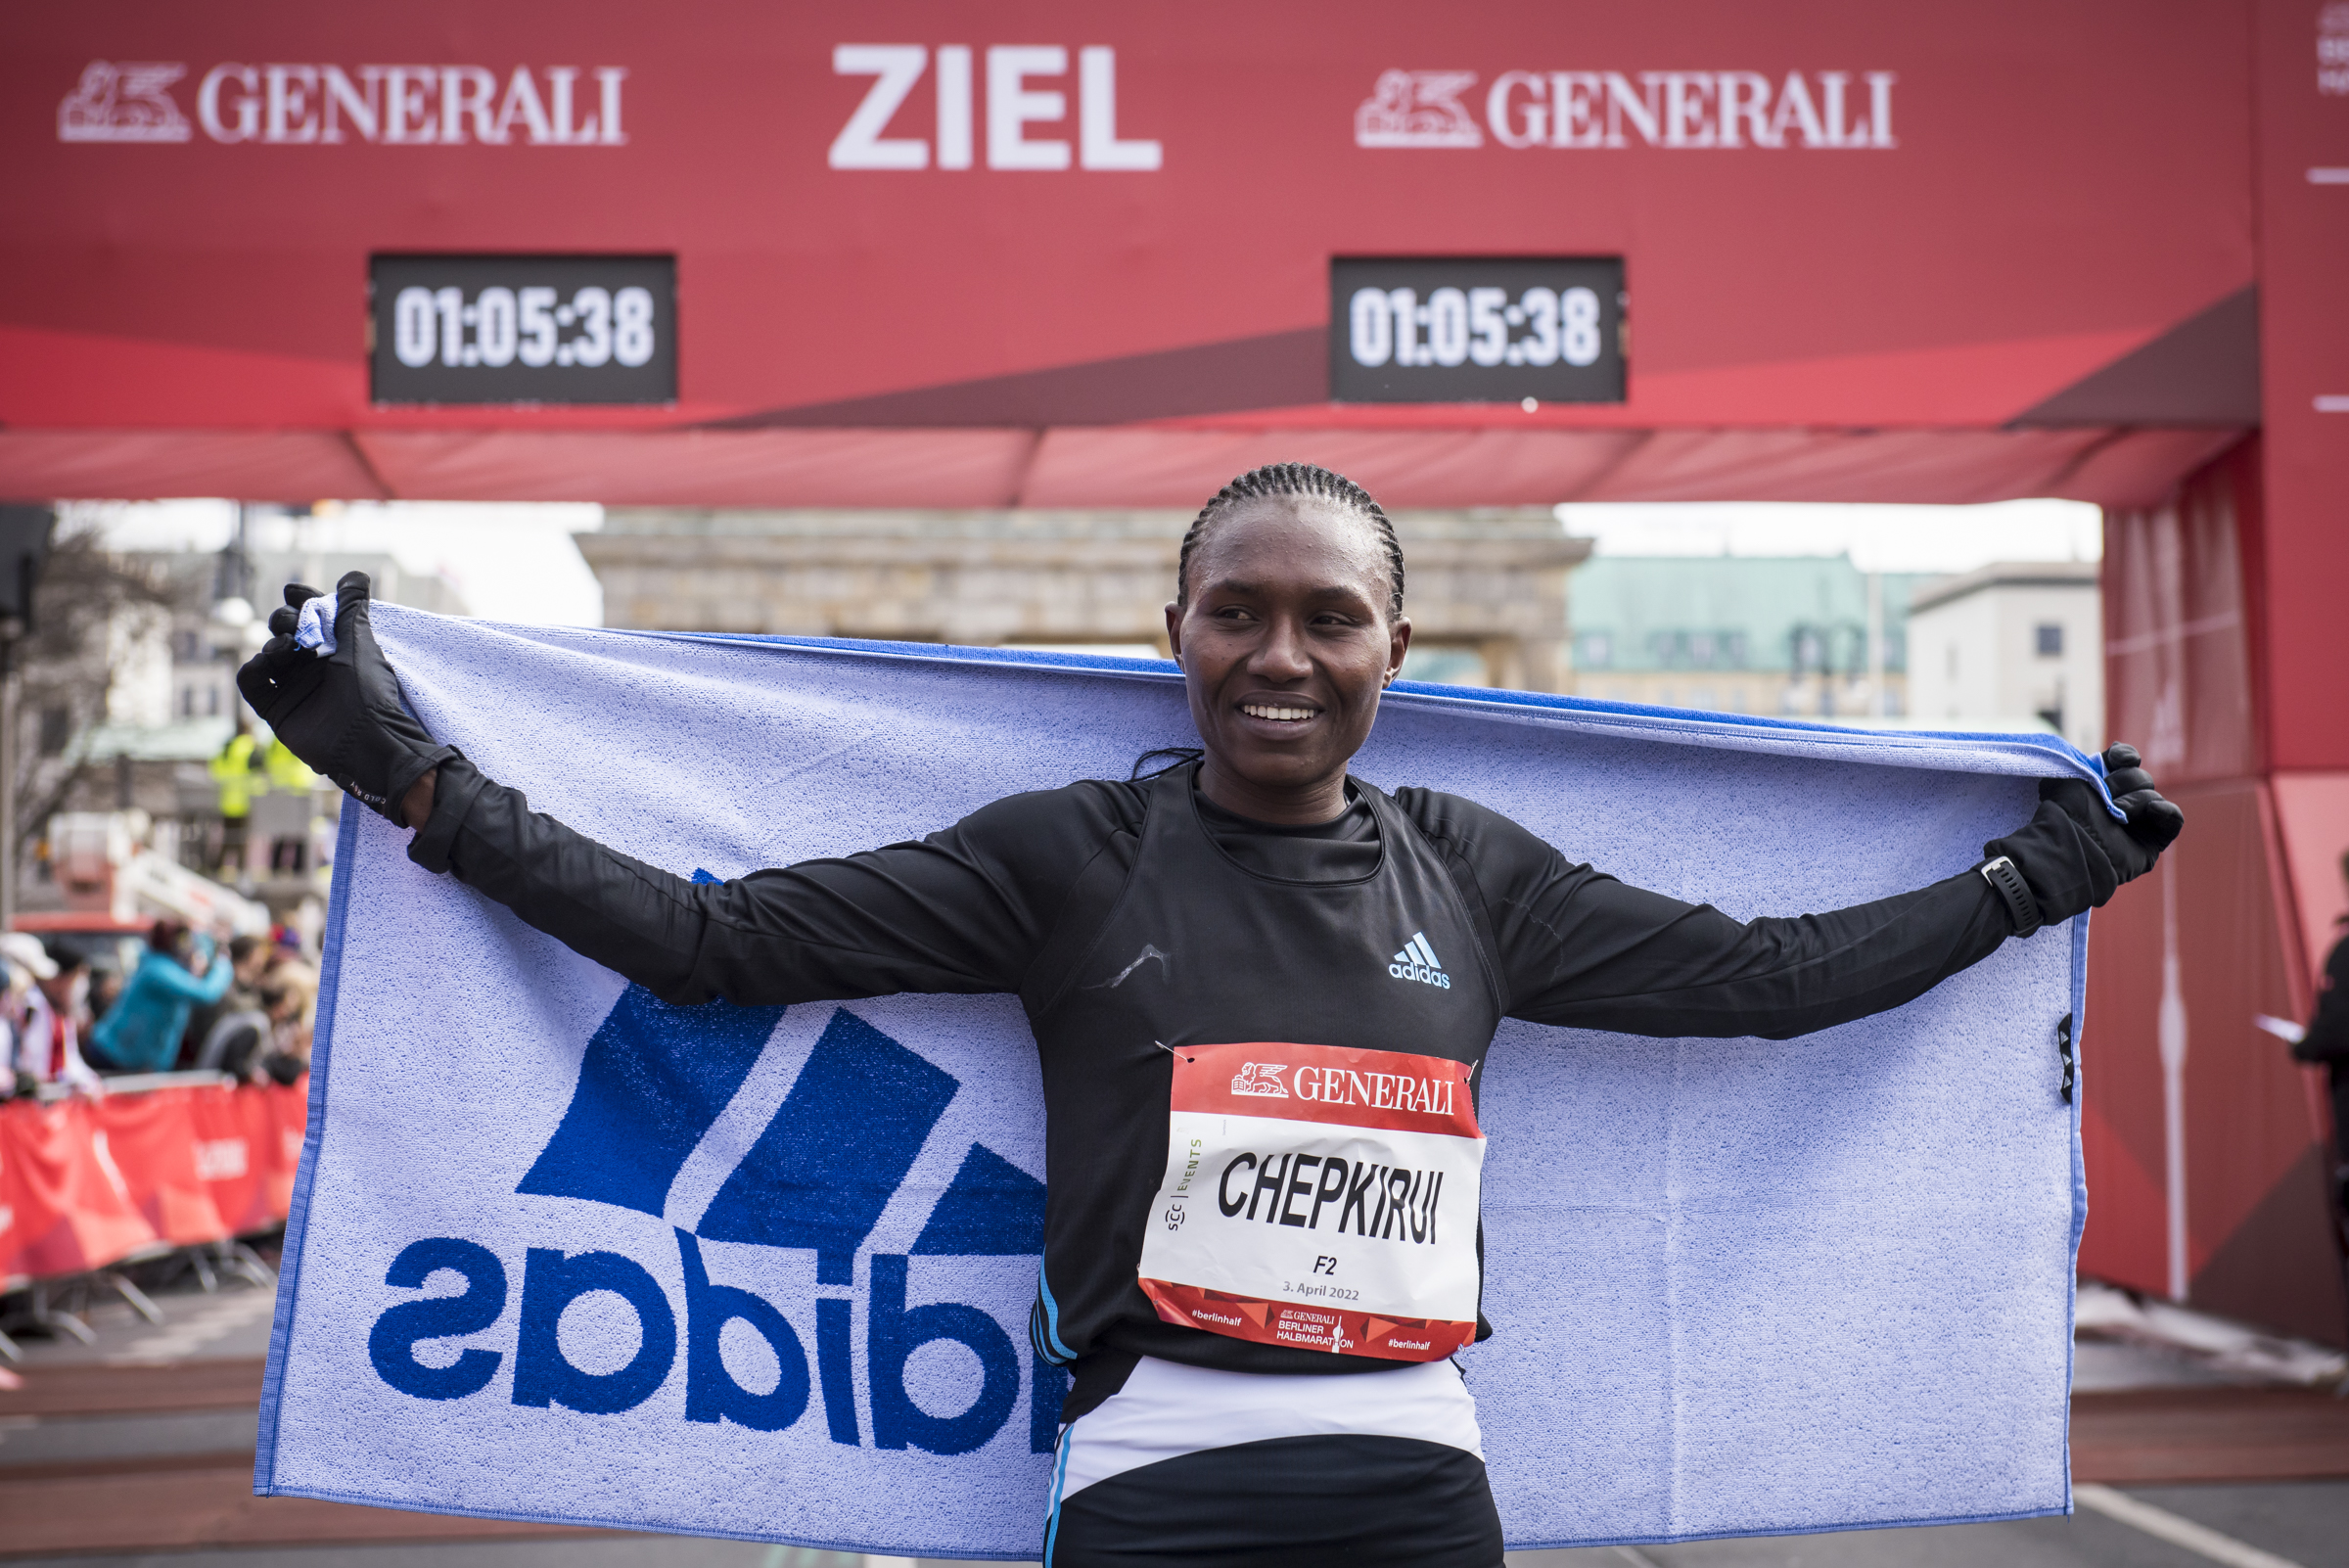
[{"left": 1174, "top": 463, "right": 1405, "bottom": 620}]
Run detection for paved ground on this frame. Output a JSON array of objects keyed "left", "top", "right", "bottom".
[
  {"left": 9, "top": 1259, "right": 2349, "bottom": 1568},
  {"left": 1511, "top": 1484, "right": 2349, "bottom": 1566},
  {"left": 7, "top": 1487, "right": 2348, "bottom": 1568}
]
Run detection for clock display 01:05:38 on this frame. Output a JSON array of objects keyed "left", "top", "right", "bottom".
[
  {"left": 391, "top": 284, "right": 657, "bottom": 370},
  {"left": 1347, "top": 285, "right": 1602, "bottom": 370},
  {"left": 1326, "top": 257, "right": 1624, "bottom": 404}
]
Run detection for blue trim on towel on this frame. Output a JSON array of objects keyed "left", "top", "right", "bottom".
[
  {"left": 2062, "top": 909, "right": 2093, "bottom": 1515},
  {"left": 603, "top": 625, "right": 2117, "bottom": 812},
  {"left": 243, "top": 1480, "right": 1046, "bottom": 1560},
  {"left": 1503, "top": 1499, "right": 2070, "bottom": 1553},
  {"left": 253, "top": 802, "right": 362, "bottom": 1497},
  {"left": 245, "top": 1478, "right": 2062, "bottom": 1556}
]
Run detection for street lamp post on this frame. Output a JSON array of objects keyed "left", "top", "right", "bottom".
[{"left": 0, "top": 505, "right": 55, "bottom": 933}]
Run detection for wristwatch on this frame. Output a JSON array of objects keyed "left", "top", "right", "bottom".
[{"left": 1979, "top": 854, "right": 2044, "bottom": 938}]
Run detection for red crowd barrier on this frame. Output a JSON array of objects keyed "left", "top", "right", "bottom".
[{"left": 0, "top": 1080, "right": 307, "bottom": 1285}]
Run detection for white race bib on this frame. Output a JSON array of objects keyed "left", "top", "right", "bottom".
[{"left": 1136, "top": 1040, "right": 1484, "bottom": 1360}]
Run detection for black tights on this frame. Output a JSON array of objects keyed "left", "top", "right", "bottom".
[{"left": 1043, "top": 1433, "right": 1503, "bottom": 1568}]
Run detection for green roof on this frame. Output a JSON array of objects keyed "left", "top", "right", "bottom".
[
  {"left": 1568, "top": 555, "right": 1935, "bottom": 674},
  {"left": 75, "top": 716, "right": 238, "bottom": 763}
]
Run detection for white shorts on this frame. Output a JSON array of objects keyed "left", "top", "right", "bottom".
[{"left": 1052, "top": 1354, "right": 1484, "bottom": 1504}]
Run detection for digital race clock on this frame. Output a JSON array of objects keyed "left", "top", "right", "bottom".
[
  {"left": 1329, "top": 257, "right": 1625, "bottom": 404},
  {"left": 370, "top": 254, "right": 676, "bottom": 405}
]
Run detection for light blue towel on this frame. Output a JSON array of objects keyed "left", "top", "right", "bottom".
[{"left": 257, "top": 606, "right": 2094, "bottom": 1555}]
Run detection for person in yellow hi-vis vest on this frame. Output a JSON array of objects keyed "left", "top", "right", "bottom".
[
  {"left": 261, "top": 732, "right": 318, "bottom": 872},
  {"left": 210, "top": 724, "right": 267, "bottom": 875},
  {"left": 263, "top": 733, "right": 314, "bottom": 793}
]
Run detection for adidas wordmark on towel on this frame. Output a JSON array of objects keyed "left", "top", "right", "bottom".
[{"left": 1390, "top": 931, "right": 1451, "bottom": 990}]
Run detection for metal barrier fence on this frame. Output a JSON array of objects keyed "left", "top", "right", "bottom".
[{"left": 0, "top": 1073, "right": 305, "bottom": 1354}]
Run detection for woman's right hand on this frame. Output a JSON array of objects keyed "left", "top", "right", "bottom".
[{"left": 235, "top": 574, "right": 455, "bottom": 824}]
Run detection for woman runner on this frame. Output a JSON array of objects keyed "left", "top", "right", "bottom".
[{"left": 239, "top": 464, "right": 2181, "bottom": 1568}]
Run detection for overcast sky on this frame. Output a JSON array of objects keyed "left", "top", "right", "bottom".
[
  {"left": 80, "top": 495, "right": 2102, "bottom": 628},
  {"left": 1556, "top": 498, "right": 2102, "bottom": 575},
  {"left": 81, "top": 499, "right": 606, "bottom": 625}
]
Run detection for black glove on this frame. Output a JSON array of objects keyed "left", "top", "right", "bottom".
[
  {"left": 235, "top": 573, "right": 455, "bottom": 822},
  {"left": 1983, "top": 743, "right": 2185, "bottom": 929}
]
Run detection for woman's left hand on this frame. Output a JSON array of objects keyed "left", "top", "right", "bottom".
[
  {"left": 1981, "top": 743, "right": 2184, "bottom": 928},
  {"left": 2045, "top": 743, "right": 2185, "bottom": 884}
]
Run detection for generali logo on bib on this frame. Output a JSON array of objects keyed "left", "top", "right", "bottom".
[
  {"left": 1192, "top": 1042, "right": 1473, "bottom": 1132},
  {"left": 1229, "top": 1061, "right": 1290, "bottom": 1097},
  {"left": 1141, "top": 1038, "right": 1484, "bottom": 1360}
]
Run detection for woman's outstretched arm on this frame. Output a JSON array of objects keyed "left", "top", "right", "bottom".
[
  {"left": 1405, "top": 751, "right": 2180, "bottom": 1040},
  {"left": 241, "top": 575, "right": 1129, "bottom": 1008}
]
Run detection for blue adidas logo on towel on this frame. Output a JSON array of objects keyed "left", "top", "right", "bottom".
[
  {"left": 364, "top": 982, "right": 1062, "bottom": 1457},
  {"left": 520, "top": 991, "right": 1046, "bottom": 1272}
]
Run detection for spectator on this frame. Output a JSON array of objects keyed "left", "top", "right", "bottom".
[
  {"left": 8, "top": 939, "right": 97, "bottom": 1094},
  {"left": 211, "top": 721, "right": 264, "bottom": 878},
  {"left": 255, "top": 956, "right": 318, "bottom": 1084},
  {"left": 86, "top": 961, "right": 124, "bottom": 1030},
  {"left": 2, "top": 932, "right": 48, "bottom": 1096},
  {"left": 183, "top": 933, "right": 274, "bottom": 1069},
  {"left": 2293, "top": 849, "right": 2349, "bottom": 1201},
  {"left": 0, "top": 931, "right": 32, "bottom": 1095},
  {"left": 85, "top": 919, "right": 233, "bottom": 1075}
]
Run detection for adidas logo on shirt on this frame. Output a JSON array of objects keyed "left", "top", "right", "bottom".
[{"left": 1388, "top": 931, "right": 1452, "bottom": 990}]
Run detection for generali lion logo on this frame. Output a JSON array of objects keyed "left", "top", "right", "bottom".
[
  {"left": 59, "top": 62, "right": 191, "bottom": 143},
  {"left": 1354, "top": 69, "right": 1482, "bottom": 149},
  {"left": 1229, "top": 1062, "right": 1290, "bottom": 1097}
]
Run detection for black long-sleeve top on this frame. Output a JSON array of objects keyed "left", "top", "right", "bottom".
[
  {"left": 402, "top": 752, "right": 2130, "bottom": 1396},
  {"left": 407, "top": 754, "right": 2074, "bottom": 1039}
]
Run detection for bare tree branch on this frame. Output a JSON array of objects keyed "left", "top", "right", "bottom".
[{"left": 14, "top": 510, "right": 196, "bottom": 857}]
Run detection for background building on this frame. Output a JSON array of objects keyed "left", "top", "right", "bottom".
[
  {"left": 1567, "top": 556, "right": 1930, "bottom": 718},
  {"left": 1905, "top": 561, "right": 2104, "bottom": 751},
  {"left": 583, "top": 507, "right": 1588, "bottom": 692}
]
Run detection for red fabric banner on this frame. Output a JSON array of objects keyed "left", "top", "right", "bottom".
[
  {"left": 184, "top": 1084, "right": 270, "bottom": 1235},
  {"left": 264, "top": 1080, "right": 307, "bottom": 1219},
  {"left": 2102, "top": 438, "right": 2263, "bottom": 790},
  {"left": 88, "top": 1086, "right": 229, "bottom": 1247},
  {"left": 0, "top": 1080, "right": 307, "bottom": 1283},
  {"left": 0, "top": 1097, "right": 160, "bottom": 1279},
  {"left": 0, "top": 2, "right": 2258, "bottom": 433},
  {"left": 0, "top": 1118, "right": 24, "bottom": 1282},
  {"left": 2080, "top": 779, "right": 2346, "bottom": 1347}
]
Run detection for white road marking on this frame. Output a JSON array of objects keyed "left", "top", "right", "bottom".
[{"left": 2075, "top": 1484, "right": 2307, "bottom": 1568}]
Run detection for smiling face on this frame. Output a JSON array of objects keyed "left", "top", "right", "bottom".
[{"left": 1164, "top": 496, "right": 1411, "bottom": 824}]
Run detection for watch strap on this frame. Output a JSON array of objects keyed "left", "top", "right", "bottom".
[{"left": 1980, "top": 854, "right": 2044, "bottom": 938}]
